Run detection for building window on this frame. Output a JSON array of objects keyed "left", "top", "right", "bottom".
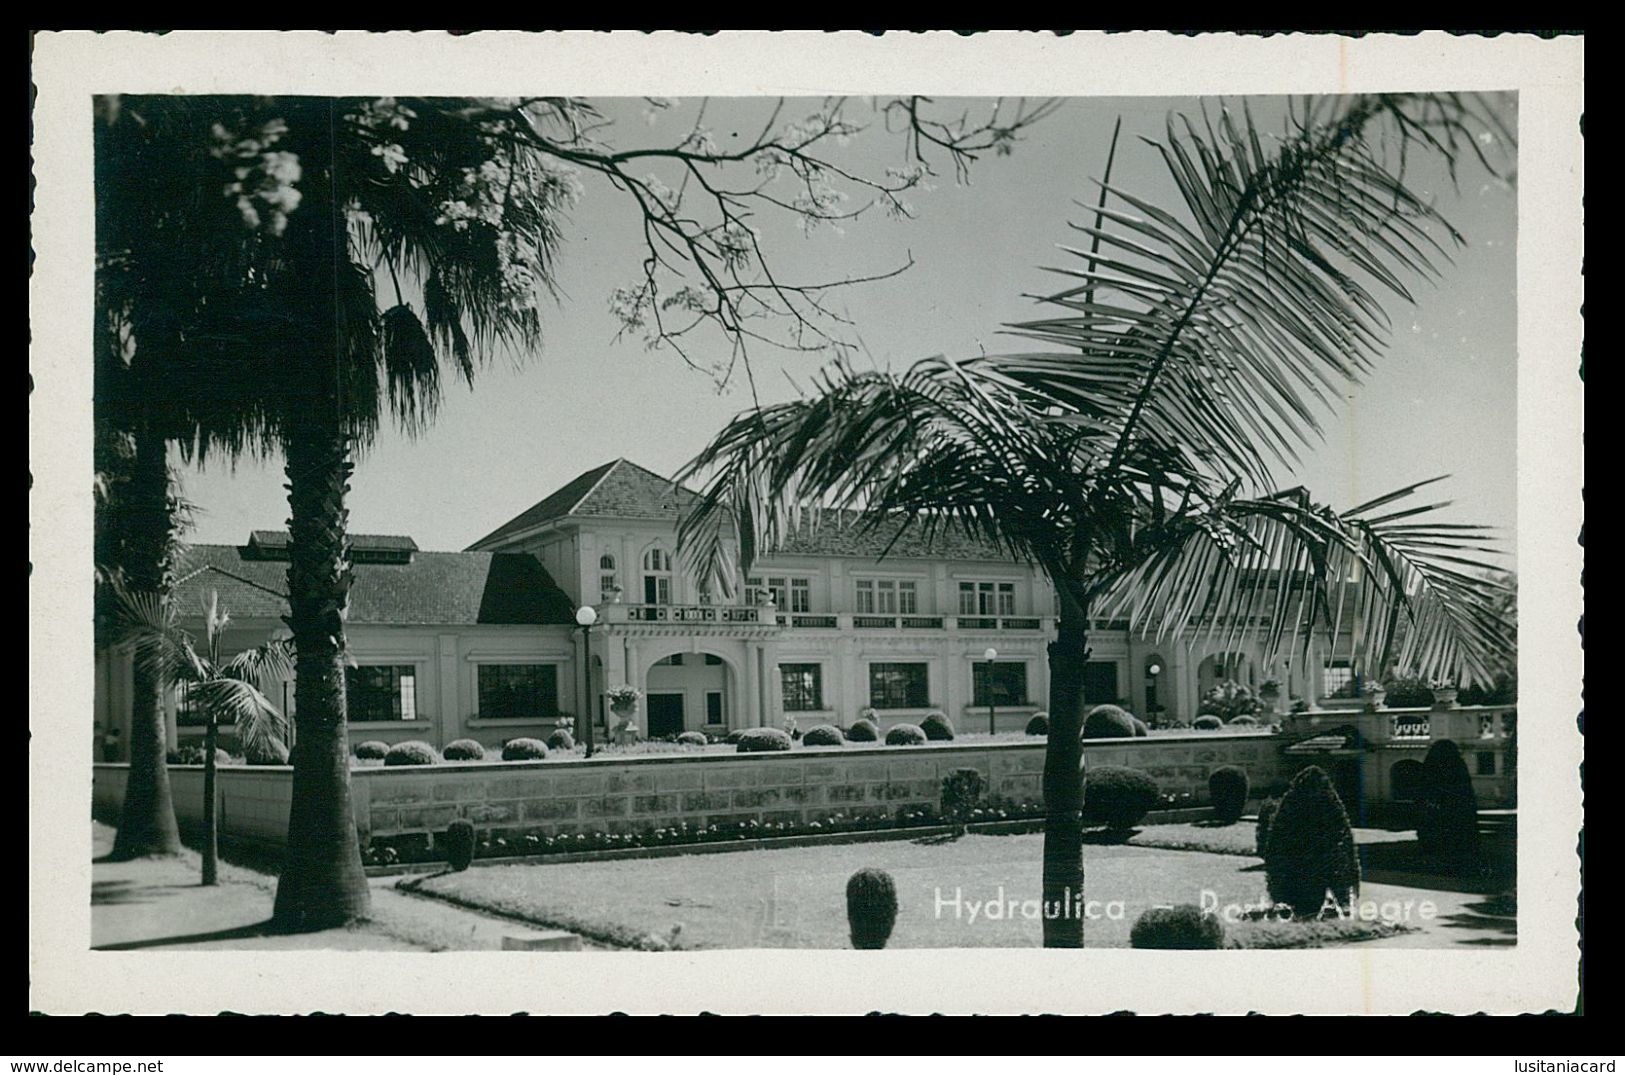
[
  {"left": 857, "top": 578, "right": 917, "bottom": 614},
  {"left": 790, "top": 577, "right": 811, "bottom": 613},
  {"left": 747, "top": 575, "right": 809, "bottom": 610},
  {"left": 973, "top": 661, "right": 1029, "bottom": 706},
  {"left": 348, "top": 664, "right": 418, "bottom": 723},
  {"left": 704, "top": 653, "right": 723, "bottom": 666},
  {"left": 869, "top": 662, "right": 930, "bottom": 710},
  {"left": 1322, "top": 661, "right": 1355, "bottom": 699},
  {"left": 1476, "top": 751, "right": 1497, "bottom": 776},
  {"left": 175, "top": 681, "right": 210, "bottom": 727},
  {"left": 477, "top": 664, "right": 559, "bottom": 719},
  {"left": 706, "top": 691, "right": 725, "bottom": 725},
  {"left": 781, "top": 663, "right": 824, "bottom": 712},
  {"left": 959, "top": 581, "right": 1016, "bottom": 616},
  {"left": 643, "top": 547, "right": 673, "bottom": 605},
  {"left": 599, "top": 554, "right": 619, "bottom": 603}
]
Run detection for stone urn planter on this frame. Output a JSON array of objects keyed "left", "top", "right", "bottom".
[
  {"left": 1363, "top": 685, "right": 1387, "bottom": 712},
  {"left": 1431, "top": 685, "right": 1460, "bottom": 709}
]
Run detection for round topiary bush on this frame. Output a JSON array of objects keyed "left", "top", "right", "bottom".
[
  {"left": 384, "top": 740, "right": 440, "bottom": 766},
  {"left": 846, "top": 867, "right": 899, "bottom": 950},
  {"left": 244, "top": 738, "right": 289, "bottom": 765},
  {"left": 1131, "top": 716, "right": 1151, "bottom": 737},
  {"left": 1418, "top": 739, "right": 1481, "bottom": 864},
  {"left": 443, "top": 819, "right": 476, "bottom": 872},
  {"left": 676, "top": 730, "right": 709, "bottom": 747},
  {"left": 801, "top": 724, "right": 844, "bottom": 747},
  {"left": 724, "top": 729, "right": 748, "bottom": 745},
  {"left": 920, "top": 711, "right": 956, "bottom": 741},
  {"left": 1081, "top": 766, "right": 1160, "bottom": 832},
  {"left": 1025, "top": 712, "right": 1050, "bottom": 736},
  {"left": 354, "top": 740, "right": 390, "bottom": 761},
  {"left": 885, "top": 723, "right": 927, "bottom": 747},
  {"left": 1130, "top": 904, "right": 1227, "bottom": 949},
  {"left": 736, "top": 728, "right": 793, "bottom": 753},
  {"left": 1208, "top": 765, "right": 1250, "bottom": 825},
  {"left": 1228, "top": 715, "right": 1259, "bottom": 727},
  {"left": 845, "top": 718, "right": 879, "bottom": 742},
  {"left": 442, "top": 738, "right": 486, "bottom": 762},
  {"left": 545, "top": 729, "right": 575, "bottom": 752},
  {"left": 1264, "top": 765, "right": 1360, "bottom": 917},
  {"left": 1082, "top": 704, "right": 1138, "bottom": 739},
  {"left": 1192, "top": 715, "right": 1224, "bottom": 731},
  {"left": 502, "top": 737, "right": 549, "bottom": 761},
  {"left": 1255, "top": 796, "right": 1282, "bottom": 857}
]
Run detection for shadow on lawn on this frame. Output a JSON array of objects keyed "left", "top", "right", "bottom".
[
  {"left": 1359, "top": 840, "right": 1514, "bottom": 895},
  {"left": 93, "top": 919, "right": 284, "bottom": 951}
]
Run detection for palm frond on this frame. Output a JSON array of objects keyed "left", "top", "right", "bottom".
[
  {"left": 998, "top": 95, "right": 1491, "bottom": 492},
  {"left": 1094, "top": 477, "right": 1515, "bottom": 687}
]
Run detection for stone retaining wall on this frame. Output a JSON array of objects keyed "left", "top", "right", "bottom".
[{"left": 94, "top": 732, "right": 1284, "bottom": 852}]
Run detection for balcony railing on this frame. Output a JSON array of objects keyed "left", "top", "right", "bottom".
[{"left": 620, "top": 603, "right": 765, "bottom": 624}]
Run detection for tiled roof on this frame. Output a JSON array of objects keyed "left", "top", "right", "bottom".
[
  {"left": 172, "top": 542, "right": 575, "bottom": 626},
  {"left": 471, "top": 459, "right": 1018, "bottom": 563},
  {"left": 248, "top": 530, "right": 418, "bottom": 553}
]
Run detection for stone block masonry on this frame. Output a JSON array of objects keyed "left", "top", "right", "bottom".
[{"left": 92, "top": 731, "right": 1287, "bottom": 852}]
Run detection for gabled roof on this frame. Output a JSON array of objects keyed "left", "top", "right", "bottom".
[
  {"left": 468, "top": 458, "right": 697, "bottom": 549},
  {"left": 471, "top": 458, "right": 1019, "bottom": 563},
  {"left": 172, "top": 541, "right": 576, "bottom": 626}
]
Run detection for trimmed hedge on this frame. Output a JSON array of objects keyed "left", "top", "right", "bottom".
[
  {"left": 1025, "top": 712, "right": 1050, "bottom": 736},
  {"left": 1418, "top": 739, "right": 1481, "bottom": 864},
  {"left": 846, "top": 868, "right": 899, "bottom": 950},
  {"left": 384, "top": 740, "right": 440, "bottom": 766},
  {"left": 169, "top": 745, "right": 232, "bottom": 766},
  {"left": 1081, "top": 765, "right": 1159, "bottom": 832},
  {"left": 443, "top": 819, "right": 476, "bottom": 872},
  {"left": 1130, "top": 905, "right": 1227, "bottom": 949},
  {"left": 354, "top": 740, "right": 390, "bottom": 761},
  {"left": 244, "top": 738, "right": 289, "bottom": 765},
  {"left": 1082, "top": 705, "right": 1138, "bottom": 739},
  {"left": 724, "top": 729, "right": 748, "bottom": 745},
  {"left": 801, "top": 724, "right": 844, "bottom": 747},
  {"left": 920, "top": 712, "right": 956, "bottom": 742},
  {"left": 545, "top": 729, "right": 575, "bottom": 752},
  {"left": 1255, "top": 796, "right": 1281, "bottom": 857},
  {"left": 501, "top": 737, "right": 549, "bottom": 761},
  {"left": 1130, "top": 717, "right": 1151, "bottom": 737},
  {"left": 442, "top": 738, "right": 486, "bottom": 762},
  {"left": 1264, "top": 765, "right": 1360, "bottom": 916},
  {"left": 1228, "top": 715, "right": 1259, "bottom": 727},
  {"left": 845, "top": 719, "right": 879, "bottom": 742},
  {"left": 885, "top": 723, "right": 927, "bottom": 747},
  {"left": 1208, "top": 766, "right": 1250, "bottom": 825},
  {"left": 736, "top": 728, "right": 793, "bottom": 753},
  {"left": 1192, "top": 715, "right": 1224, "bottom": 731},
  {"left": 676, "top": 731, "right": 709, "bottom": 747}
]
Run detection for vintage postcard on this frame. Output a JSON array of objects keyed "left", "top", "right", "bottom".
[{"left": 29, "top": 30, "right": 1584, "bottom": 1015}]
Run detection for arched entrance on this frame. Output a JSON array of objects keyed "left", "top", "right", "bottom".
[{"left": 644, "top": 650, "right": 737, "bottom": 738}]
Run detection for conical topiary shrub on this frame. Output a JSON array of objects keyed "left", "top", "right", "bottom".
[
  {"left": 1418, "top": 739, "right": 1481, "bottom": 864},
  {"left": 443, "top": 819, "right": 476, "bottom": 872},
  {"left": 846, "top": 867, "right": 899, "bottom": 949},
  {"left": 1264, "top": 765, "right": 1360, "bottom": 917},
  {"left": 1255, "top": 796, "right": 1282, "bottom": 858},
  {"left": 1208, "top": 766, "right": 1250, "bottom": 825}
]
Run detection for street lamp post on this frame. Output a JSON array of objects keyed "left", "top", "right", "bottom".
[
  {"left": 575, "top": 605, "right": 599, "bottom": 758},
  {"left": 983, "top": 647, "right": 999, "bottom": 735}
]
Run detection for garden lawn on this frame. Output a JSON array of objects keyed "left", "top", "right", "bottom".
[
  {"left": 405, "top": 832, "right": 1408, "bottom": 950},
  {"left": 1126, "top": 820, "right": 1418, "bottom": 857}
]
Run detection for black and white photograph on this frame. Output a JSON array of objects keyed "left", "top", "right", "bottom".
[{"left": 29, "top": 30, "right": 1584, "bottom": 1017}]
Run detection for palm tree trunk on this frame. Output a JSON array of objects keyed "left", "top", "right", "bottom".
[
  {"left": 271, "top": 413, "right": 371, "bottom": 931},
  {"left": 1041, "top": 582, "right": 1090, "bottom": 948},
  {"left": 110, "top": 423, "right": 181, "bottom": 859},
  {"left": 201, "top": 719, "right": 219, "bottom": 885}
]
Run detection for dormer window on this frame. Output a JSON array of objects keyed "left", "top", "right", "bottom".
[{"left": 643, "top": 547, "right": 673, "bottom": 605}]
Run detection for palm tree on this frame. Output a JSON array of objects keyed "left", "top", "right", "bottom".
[
  {"left": 677, "top": 94, "right": 1518, "bottom": 947},
  {"left": 118, "top": 588, "right": 293, "bottom": 884},
  {"left": 131, "top": 96, "right": 579, "bottom": 929}
]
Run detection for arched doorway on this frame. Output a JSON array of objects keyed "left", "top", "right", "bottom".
[{"left": 644, "top": 650, "right": 736, "bottom": 738}]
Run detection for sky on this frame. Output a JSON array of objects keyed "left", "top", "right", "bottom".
[{"left": 169, "top": 94, "right": 1518, "bottom": 566}]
